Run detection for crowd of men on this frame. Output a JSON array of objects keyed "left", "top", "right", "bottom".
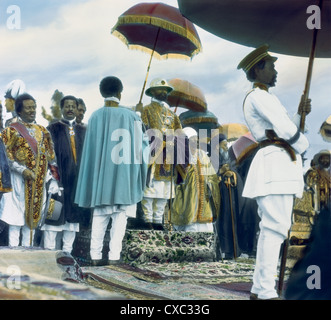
[{"left": 0, "top": 45, "right": 330, "bottom": 300}]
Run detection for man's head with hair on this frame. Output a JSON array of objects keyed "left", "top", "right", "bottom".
[
  {"left": 15, "top": 93, "right": 36, "bottom": 114},
  {"left": 15, "top": 93, "right": 37, "bottom": 123},
  {"left": 237, "top": 44, "right": 278, "bottom": 87},
  {"left": 60, "top": 95, "right": 78, "bottom": 121},
  {"left": 60, "top": 95, "right": 78, "bottom": 109},
  {"left": 77, "top": 98, "right": 86, "bottom": 108},
  {"left": 99, "top": 76, "right": 123, "bottom": 98},
  {"left": 76, "top": 98, "right": 87, "bottom": 124},
  {"left": 245, "top": 59, "right": 267, "bottom": 82}
]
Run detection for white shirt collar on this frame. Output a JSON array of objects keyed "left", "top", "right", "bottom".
[{"left": 104, "top": 97, "right": 120, "bottom": 104}]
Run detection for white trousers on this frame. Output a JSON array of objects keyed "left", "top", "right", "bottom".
[
  {"left": 173, "top": 222, "right": 214, "bottom": 233},
  {"left": 43, "top": 230, "right": 76, "bottom": 253},
  {"left": 141, "top": 198, "right": 167, "bottom": 223},
  {"left": 251, "top": 194, "right": 294, "bottom": 299},
  {"left": 90, "top": 207, "right": 130, "bottom": 261},
  {"left": 8, "top": 225, "right": 35, "bottom": 247}
]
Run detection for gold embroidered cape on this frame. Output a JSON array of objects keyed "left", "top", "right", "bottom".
[
  {"left": 2, "top": 122, "right": 57, "bottom": 229},
  {"left": 171, "top": 151, "right": 220, "bottom": 226},
  {"left": 141, "top": 102, "right": 182, "bottom": 181},
  {"left": 305, "top": 167, "right": 331, "bottom": 210}
]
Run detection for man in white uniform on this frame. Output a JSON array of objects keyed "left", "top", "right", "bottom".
[{"left": 237, "top": 45, "right": 310, "bottom": 300}]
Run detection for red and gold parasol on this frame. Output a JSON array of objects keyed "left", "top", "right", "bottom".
[
  {"left": 166, "top": 78, "right": 207, "bottom": 112},
  {"left": 111, "top": 2, "right": 202, "bottom": 103}
]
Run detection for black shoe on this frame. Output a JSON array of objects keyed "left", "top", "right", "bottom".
[
  {"left": 108, "top": 259, "right": 121, "bottom": 265},
  {"left": 152, "top": 223, "right": 164, "bottom": 231},
  {"left": 250, "top": 293, "right": 258, "bottom": 300}
]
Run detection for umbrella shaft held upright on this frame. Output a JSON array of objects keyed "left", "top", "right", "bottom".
[
  {"left": 300, "top": 0, "right": 323, "bottom": 132},
  {"left": 139, "top": 27, "right": 161, "bottom": 104}
]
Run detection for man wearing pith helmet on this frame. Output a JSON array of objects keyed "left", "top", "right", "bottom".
[
  {"left": 140, "top": 78, "right": 182, "bottom": 229},
  {"left": 237, "top": 44, "right": 311, "bottom": 300}
]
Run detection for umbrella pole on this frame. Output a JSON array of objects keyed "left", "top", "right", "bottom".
[
  {"left": 174, "top": 102, "right": 179, "bottom": 113},
  {"left": 168, "top": 163, "right": 173, "bottom": 233},
  {"left": 299, "top": 0, "right": 323, "bottom": 132},
  {"left": 226, "top": 176, "right": 237, "bottom": 260},
  {"left": 138, "top": 27, "right": 161, "bottom": 105}
]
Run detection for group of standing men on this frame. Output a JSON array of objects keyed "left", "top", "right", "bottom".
[
  {"left": 0, "top": 43, "right": 325, "bottom": 300},
  {"left": 0, "top": 74, "right": 221, "bottom": 266},
  {"left": 0, "top": 80, "right": 88, "bottom": 253}
]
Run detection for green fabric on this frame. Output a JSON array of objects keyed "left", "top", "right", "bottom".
[{"left": 75, "top": 106, "right": 149, "bottom": 208}]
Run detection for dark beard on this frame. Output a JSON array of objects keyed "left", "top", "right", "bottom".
[{"left": 154, "top": 92, "right": 168, "bottom": 101}]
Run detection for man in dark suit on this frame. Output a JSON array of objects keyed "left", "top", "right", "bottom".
[{"left": 42, "top": 95, "right": 87, "bottom": 253}]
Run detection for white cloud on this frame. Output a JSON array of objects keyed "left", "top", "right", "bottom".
[{"left": 0, "top": 0, "right": 330, "bottom": 166}]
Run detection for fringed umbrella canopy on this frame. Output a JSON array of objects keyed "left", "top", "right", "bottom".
[
  {"left": 179, "top": 110, "right": 219, "bottom": 130},
  {"left": 112, "top": 2, "right": 202, "bottom": 60},
  {"left": 166, "top": 78, "right": 207, "bottom": 112}
]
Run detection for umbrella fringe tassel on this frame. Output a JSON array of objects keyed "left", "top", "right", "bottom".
[
  {"left": 170, "top": 91, "right": 207, "bottom": 110},
  {"left": 111, "top": 15, "right": 202, "bottom": 59}
]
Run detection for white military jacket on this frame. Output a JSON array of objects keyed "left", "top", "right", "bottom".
[{"left": 242, "top": 87, "right": 309, "bottom": 199}]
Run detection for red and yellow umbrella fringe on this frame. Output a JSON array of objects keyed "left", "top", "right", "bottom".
[{"left": 111, "top": 15, "right": 202, "bottom": 60}]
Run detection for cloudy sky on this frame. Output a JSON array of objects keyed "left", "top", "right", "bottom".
[{"left": 0, "top": 0, "right": 330, "bottom": 168}]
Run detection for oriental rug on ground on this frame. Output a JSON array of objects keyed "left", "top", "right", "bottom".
[
  {"left": 81, "top": 258, "right": 263, "bottom": 300},
  {"left": 83, "top": 263, "right": 252, "bottom": 300}
]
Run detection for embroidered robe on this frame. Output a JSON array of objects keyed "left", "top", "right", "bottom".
[{"left": 0, "top": 121, "right": 57, "bottom": 229}]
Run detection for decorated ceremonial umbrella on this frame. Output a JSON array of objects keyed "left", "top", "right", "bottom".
[
  {"left": 111, "top": 2, "right": 202, "bottom": 104},
  {"left": 179, "top": 109, "right": 219, "bottom": 152},
  {"left": 218, "top": 123, "right": 249, "bottom": 142},
  {"left": 178, "top": 0, "right": 331, "bottom": 294},
  {"left": 179, "top": 109, "right": 219, "bottom": 135},
  {"left": 319, "top": 115, "right": 331, "bottom": 143},
  {"left": 166, "top": 78, "right": 207, "bottom": 113},
  {"left": 178, "top": 0, "right": 330, "bottom": 131}
]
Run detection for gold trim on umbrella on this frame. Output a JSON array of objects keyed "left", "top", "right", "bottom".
[
  {"left": 169, "top": 91, "right": 207, "bottom": 110},
  {"left": 111, "top": 15, "right": 202, "bottom": 60},
  {"left": 182, "top": 117, "right": 218, "bottom": 126}
]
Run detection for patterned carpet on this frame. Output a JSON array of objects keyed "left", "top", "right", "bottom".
[
  {"left": 75, "top": 229, "right": 295, "bottom": 300},
  {"left": 82, "top": 258, "right": 259, "bottom": 300},
  {"left": 0, "top": 247, "right": 293, "bottom": 300}
]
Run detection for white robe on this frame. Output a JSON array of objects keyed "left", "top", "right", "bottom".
[
  {"left": 0, "top": 163, "right": 47, "bottom": 226},
  {"left": 242, "top": 87, "right": 309, "bottom": 199},
  {"left": 242, "top": 86, "right": 309, "bottom": 299}
]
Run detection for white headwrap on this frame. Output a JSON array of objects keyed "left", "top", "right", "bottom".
[{"left": 183, "top": 127, "right": 198, "bottom": 139}]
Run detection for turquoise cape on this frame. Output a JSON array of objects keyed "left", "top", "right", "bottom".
[{"left": 74, "top": 106, "right": 149, "bottom": 208}]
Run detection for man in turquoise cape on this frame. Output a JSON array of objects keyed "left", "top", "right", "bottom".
[{"left": 75, "top": 76, "right": 149, "bottom": 265}]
